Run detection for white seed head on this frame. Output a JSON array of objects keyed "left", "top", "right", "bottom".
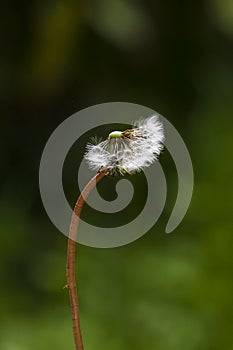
[{"left": 84, "top": 115, "right": 165, "bottom": 175}]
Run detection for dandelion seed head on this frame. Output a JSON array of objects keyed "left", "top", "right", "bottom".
[{"left": 84, "top": 115, "right": 165, "bottom": 175}]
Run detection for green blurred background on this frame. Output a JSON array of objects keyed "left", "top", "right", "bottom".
[{"left": 1, "top": 0, "right": 233, "bottom": 349}]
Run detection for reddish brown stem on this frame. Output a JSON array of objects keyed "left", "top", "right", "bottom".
[{"left": 66, "top": 169, "right": 107, "bottom": 350}]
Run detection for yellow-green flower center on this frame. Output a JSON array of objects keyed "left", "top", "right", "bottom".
[{"left": 108, "top": 131, "right": 123, "bottom": 139}]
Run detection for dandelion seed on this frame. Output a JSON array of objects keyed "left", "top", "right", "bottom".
[{"left": 84, "top": 115, "right": 165, "bottom": 175}]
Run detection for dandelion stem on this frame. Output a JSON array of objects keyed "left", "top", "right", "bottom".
[{"left": 66, "top": 169, "right": 108, "bottom": 350}]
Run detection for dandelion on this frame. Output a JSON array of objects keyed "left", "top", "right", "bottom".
[
  {"left": 66, "top": 115, "right": 164, "bottom": 350},
  {"left": 84, "top": 115, "right": 164, "bottom": 175}
]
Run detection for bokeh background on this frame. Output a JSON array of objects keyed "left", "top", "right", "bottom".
[{"left": 1, "top": 1, "right": 233, "bottom": 349}]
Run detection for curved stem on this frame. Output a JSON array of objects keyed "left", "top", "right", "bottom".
[{"left": 66, "top": 169, "right": 108, "bottom": 350}]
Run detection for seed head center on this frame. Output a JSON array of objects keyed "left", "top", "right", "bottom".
[{"left": 108, "top": 131, "right": 123, "bottom": 139}]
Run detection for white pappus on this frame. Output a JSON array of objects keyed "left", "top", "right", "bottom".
[{"left": 84, "top": 115, "right": 165, "bottom": 176}]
